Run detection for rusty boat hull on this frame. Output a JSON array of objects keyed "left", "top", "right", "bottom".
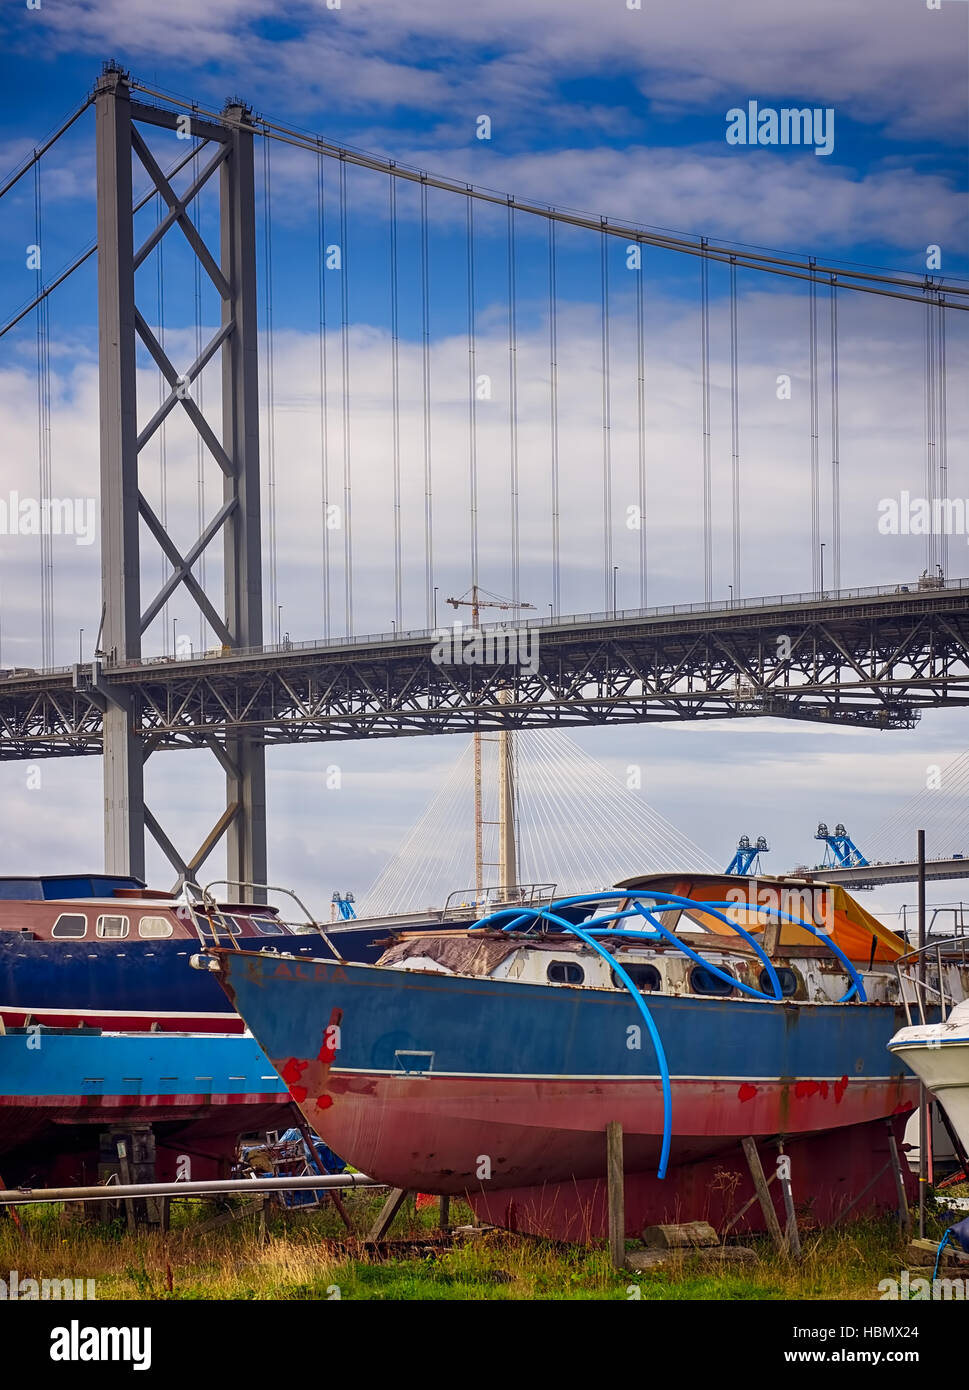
[{"left": 209, "top": 947, "right": 918, "bottom": 1237}]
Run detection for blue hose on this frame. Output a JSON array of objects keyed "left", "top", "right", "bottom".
[
  {"left": 542, "top": 909, "right": 673, "bottom": 1181},
  {"left": 933, "top": 1230, "right": 953, "bottom": 1280},
  {"left": 469, "top": 885, "right": 870, "bottom": 1182}
]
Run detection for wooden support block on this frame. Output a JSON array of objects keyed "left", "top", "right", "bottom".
[
  {"left": 906, "top": 1238, "right": 969, "bottom": 1268},
  {"left": 368, "top": 1187, "right": 409, "bottom": 1241},
  {"left": 627, "top": 1245, "right": 758, "bottom": 1273},
  {"left": 439, "top": 1194, "right": 451, "bottom": 1231},
  {"left": 606, "top": 1121, "right": 625, "bottom": 1270},
  {"left": 641, "top": 1221, "right": 718, "bottom": 1250},
  {"left": 742, "top": 1137, "right": 786, "bottom": 1255}
]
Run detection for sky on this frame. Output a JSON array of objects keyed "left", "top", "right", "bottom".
[{"left": 0, "top": 0, "right": 967, "bottom": 928}]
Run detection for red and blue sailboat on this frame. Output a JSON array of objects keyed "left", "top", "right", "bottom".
[{"left": 201, "top": 875, "right": 932, "bottom": 1241}]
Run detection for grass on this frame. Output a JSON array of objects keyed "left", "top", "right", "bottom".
[{"left": 0, "top": 1190, "right": 935, "bottom": 1300}]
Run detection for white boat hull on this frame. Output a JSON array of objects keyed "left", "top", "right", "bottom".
[{"left": 889, "top": 1000, "right": 969, "bottom": 1155}]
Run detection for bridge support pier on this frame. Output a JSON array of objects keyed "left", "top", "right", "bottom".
[{"left": 94, "top": 65, "right": 266, "bottom": 894}]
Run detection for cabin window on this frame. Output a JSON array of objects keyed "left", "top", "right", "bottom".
[
  {"left": 196, "top": 916, "right": 242, "bottom": 937},
  {"left": 690, "top": 966, "right": 734, "bottom": 996},
  {"left": 759, "top": 967, "right": 797, "bottom": 998},
  {"left": 51, "top": 913, "right": 87, "bottom": 939},
  {"left": 138, "top": 915, "right": 173, "bottom": 939},
  {"left": 251, "top": 915, "right": 287, "bottom": 935},
  {"left": 547, "top": 961, "right": 584, "bottom": 985},
  {"left": 611, "top": 963, "right": 662, "bottom": 993},
  {"left": 96, "top": 914, "right": 129, "bottom": 939}
]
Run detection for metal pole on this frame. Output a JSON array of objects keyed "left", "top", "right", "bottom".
[
  {"left": 917, "top": 826, "right": 928, "bottom": 1238},
  {"left": 497, "top": 688, "right": 517, "bottom": 893},
  {"left": 0, "top": 1173, "right": 381, "bottom": 1206}
]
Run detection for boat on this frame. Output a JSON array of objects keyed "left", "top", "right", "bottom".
[
  {"left": 198, "top": 873, "right": 931, "bottom": 1242},
  {"left": 0, "top": 873, "right": 556, "bottom": 1032},
  {"left": 888, "top": 935, "right": 969, "bottom": 1163},
  {"left": 0, "top": 1023, "right": 291, "bottom": 1186}
]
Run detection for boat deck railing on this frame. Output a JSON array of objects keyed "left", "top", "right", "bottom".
[
  {"left": 185, "top": 881, "right": 343, "bottom": 960},
  {"left": 895, "top": 935, "right": 969, "bottom": 1026},
  {"left": 440, "top": 883, "right": 557, "bottom": 918}
]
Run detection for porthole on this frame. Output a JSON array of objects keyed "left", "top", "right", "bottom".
[
  {"left": 759, "top": 967, "right": 797, "bottom": 997},
  {"left": 611, "top": 963, "right": 661, "bottom": 992},
  {"left": 547, "top": 961, "right": 584, "bottom": 985},
  {"left": 690, "top": 965, "right": 734, "bottom": 996}
]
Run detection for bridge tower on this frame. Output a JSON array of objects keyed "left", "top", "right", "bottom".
[{"left": 94, "top": 64, "right": 265, "bottom": 895}]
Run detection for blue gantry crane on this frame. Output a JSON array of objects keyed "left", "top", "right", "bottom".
[
  {"left": 725, "top": 835, "right": 770, "bottom": 876},
  {"left": 815, "top": 822, "right": 869, "bottom": 869},
  {"left": 331, "top": 891, "right": 357, "bottom": 921}
]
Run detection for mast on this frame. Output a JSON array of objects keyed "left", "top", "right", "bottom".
[
  {"left": 497, "top": 689, "right": 517, "bottom": 892},
  {"left": 445, "top": 583, "right": 533, "bottom": 906},
  {"left": 471, "top": 585, "right": 483, "bottom": 903}
]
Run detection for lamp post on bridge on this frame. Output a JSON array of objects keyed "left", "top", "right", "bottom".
[
  {"left": 613, "top": 566, "right": 619, "bottom": 619},
  {"left": 820, "top": 542, "right": 826, "bottom": 598}
]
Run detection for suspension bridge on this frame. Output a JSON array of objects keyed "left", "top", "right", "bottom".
[{"left": 0, "top": 63, "right": 967, "bottom": 890}]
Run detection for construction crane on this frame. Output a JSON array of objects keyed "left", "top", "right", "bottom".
[
  {"left": 725, "top": 835, "right": 769, "bottom": 876},
  {"left": 445, "top": 584, "right": 536, "bottom": 903},
  {"left": 815, "top": 822, "right": 869, "bottom": 869}
]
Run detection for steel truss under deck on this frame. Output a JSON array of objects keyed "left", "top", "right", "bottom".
[{"left": 2, "top": 588, "right": 968, "bottom": 761}]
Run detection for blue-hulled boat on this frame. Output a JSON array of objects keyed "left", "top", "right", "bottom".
[
  {"left": 0, "top": 1025, "right": 291, "bottom": 1185},
  {"left": 199, "top": 880, "right": 938, "bottom": 1241}
]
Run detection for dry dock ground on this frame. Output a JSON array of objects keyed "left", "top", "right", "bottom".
[{"left": 3, "top": 1189, "right": 961, "bottom": 1300}]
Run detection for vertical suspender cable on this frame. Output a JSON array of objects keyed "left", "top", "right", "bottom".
[
  {"left": 466, "top": 190, "right": 478, "bottom": 593},
  {"left": 548, "top": 218, "right": 560, "bottom": 616},
  {"left": 507, "top": 199, "right": 520, "bottom": 609},
  {"left": 700, "top": 239, "right": 712, "bottom": 604},
  {"left": 923, "top": 283, "right": 937, "bottom": 579},
  {"left": 339, "top": 156, "right": 352, "bottom": 636},
  {"left": 193, "top": 144, "right": 206, "bottom": 653},
  {"left": 636, "top": 240, "right": 647, "bottom": 609},
  {"left": 262, "top": 137, "right": 279, "bottom": 642},
  {"left": 317, "top": 146, "right": 331, "bottom": 639},
  {"left": 729, "top": 257, "right": 740, "bottom": 598},
  {"left": 808, "top": 259, "right": 820, "bottom": 593},
  {"left": 420, "top": 178, "right": 434, "bottom": 627},
  {"left": 937, "top": 295, "right": 948, "bottom": 583},
  {"left": 829, "top": 275, "right": 841, "bottom": 591},
  {"left": 34, "top": 158, "right": 53, "bottom": 666},
  {"left": 601, "top": 220, "right": 612, "bottom": 609},
  {"left": 390, "top": 173, "right": 403, "bottom": 629}
]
